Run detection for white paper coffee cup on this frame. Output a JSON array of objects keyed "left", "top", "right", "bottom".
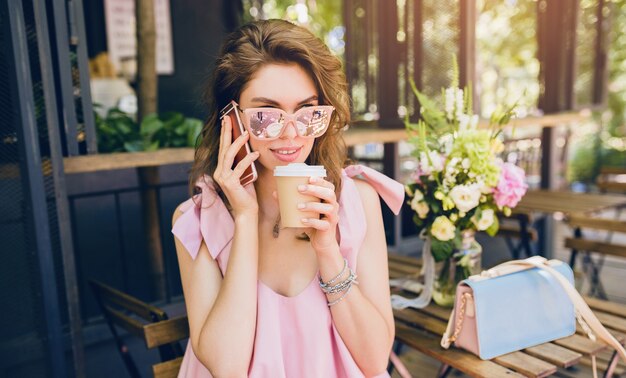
[{"left": 274, "top": 163, "right": 327, "bottom": 228}]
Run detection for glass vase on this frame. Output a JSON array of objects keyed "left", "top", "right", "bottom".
[{"left": 432, "top": 230, "right": 482, "bottom": 307}]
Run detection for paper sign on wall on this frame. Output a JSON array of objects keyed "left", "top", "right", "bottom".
[{"left": 104, "top": 0, "right": 174, "bottom": 75}]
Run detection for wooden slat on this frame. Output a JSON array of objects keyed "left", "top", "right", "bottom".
[
  {"left": 90, "top": 280, "right": 165, "bottom": 321},
  {"left": 579, "top": 356, "right": 626, "bottom": 376},
  {"left": 566, "top": 216, "right": 626, "bottom": 233},
  {"left": 393, "top": 309, "right": 448, "bottom": 336},
  {"left": 585, "top": 296, "right": 626, "bottom": 318},
  {"left": 493, "top": 351, "right": 557, "bottom": 378},
  {"left": 515, "top": 190, "right": 626, "bottom": 215},
  {"left": 595, "top": 311, "right": 626, "bottom": 334},
  {"left": 144, "top": 316, "right": 189, "bottom": 349},
  {"left": 389, "top": 261, "right": 420, "bottom": 277},
  {"left": 388, "top": 253, "right": 422, "bottom": 268},
  {"left": 599, "top": 167, "right": 626, "bottom": 175},
  {"left": 597, "top": 182, "right": 626, "bottom": 192},
  {"left": 102, "top": 306, "right": 145, "bottom": 339},
  {"left": 564, "top": 238, "right": 626, "bottom": 258},
  {"left": 576, "top": 323, "right": 625, "bottom": 343},
  {"left": 394, "top": 322, "right": 525, "bottom": 377},
  {"left": 152, "top": 356, "right": 183, "bottom": 378},
  {"left": 418, "top": 304, "right": 453, "bottom": 323},
  {"left": 496, "top": 223, "right": 538, "bottom": 241},
  {"left": 524, "top": 343, "right": 582, "bottom": 368},
  {"left": 553, "top": 334, "right": 607, "bottom": 356}
]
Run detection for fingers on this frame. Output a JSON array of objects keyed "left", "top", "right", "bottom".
[
  {"left": 301, "top": 217, "right": 332, "bottom": 231},
  {"left": 222, "top": 131, "right": 250, "bottom": 169},
  {"left": 232, "top": 151, "right": 260, "bottom": 178},
  {"left": 309, "top": 176, "right": 335, "bottom": 191},
  {"left": 298, "top": 201, "right": 337, "bottom": 223},
  {"left": 216, "top": 116, "right": 230, "bottom": 174},
  {"left": 298, "top": 182, "right": 335, "bottom": 203}
]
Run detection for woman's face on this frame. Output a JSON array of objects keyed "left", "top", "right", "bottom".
[{"left": 238, "top": 63, "right": 319, "bottom": 174}]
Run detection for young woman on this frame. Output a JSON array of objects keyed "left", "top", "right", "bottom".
[{"left": 172, "top": 19, "right": 404, "bottom": 377}]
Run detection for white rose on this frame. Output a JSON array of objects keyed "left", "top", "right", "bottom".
[
  {"left": 429, "top": 151, "right": 444, "bottom": 172},
  {"left": 415, "top": 201, "right": 430, "bottom": 219},
  {"left": 412, "top": 189, "right": 424, "bottom": 202},
  {"left": 410, "top": 192, "right": 424, "bottom": 210},
  {"left": 405, "top": 185, "right": 414, "bottom": 197},
  {"left": 431, "top": 216, "right": 456, "bottom": 241},
  {"left": 449, "top": 184, "right": 481, "bottom": 213},
  {"left": 461, "top": 158, "right": 471, "bottom": 170},
  {"left": 472, "top": 209, "right": 495, "bottom": 231}
]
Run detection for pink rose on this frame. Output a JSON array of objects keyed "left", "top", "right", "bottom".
[{"left": 494, "top": 163, "right": 528, "bottom": 208}]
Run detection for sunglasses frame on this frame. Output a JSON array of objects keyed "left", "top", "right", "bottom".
[{"left": 235, "top": 102, "right": 335, "bottom": 141}]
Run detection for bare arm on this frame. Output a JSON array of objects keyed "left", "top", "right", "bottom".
[
  {"left": 173, "top": 209, "right": 258, "bottom": 377},
  {"left": 173, "top": 114, "right": 261, "bottom": 376},
  {"left": 322, "top": 180, "right": 394, "bottom": 375},
  {"left": 301, "top": 177, "right": 394, "bottom": 375}
]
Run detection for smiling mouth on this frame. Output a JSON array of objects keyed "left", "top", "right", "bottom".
[{"left": 270, "top": 146, "right": 302, "bottom": 155}]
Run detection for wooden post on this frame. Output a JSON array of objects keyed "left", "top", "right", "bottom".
[
  {"left": 459, "top": 0, "right": 477, "bottom": 114},
  {"left": 136, "top": 0, "right": 157, "bottom": 119},
  {"left": 377, "top": 0, "right": 402, "bottom": 246},
  {"left": 136, "top": 0, "right": 165, "bottom": 300},
  {"left": 592, "top": 0, "right": 611, "bottom": 106},
  {"left": 536, "top": 0, "right": 578, "bottom": 258}
]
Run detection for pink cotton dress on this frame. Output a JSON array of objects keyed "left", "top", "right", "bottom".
[{"left": 171, "top": 165, "right": 405, "bottom": 378}]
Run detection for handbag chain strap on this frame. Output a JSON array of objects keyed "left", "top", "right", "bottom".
[{"left": 448, "top": 292, "right": 472, "bottom": 343}]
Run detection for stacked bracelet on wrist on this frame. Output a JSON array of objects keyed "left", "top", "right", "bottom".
[{"left": 318, "top": 258, "right": 358, "bottom": 307}]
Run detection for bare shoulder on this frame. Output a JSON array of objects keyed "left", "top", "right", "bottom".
[
  {"left": 171, "top": 202, "right": 187, "bottom": 227},
  {"left": 352, "top": 177, "right": 382, "bottom": 212}
]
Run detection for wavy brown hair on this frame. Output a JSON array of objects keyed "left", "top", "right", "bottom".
[{"left": 190, "top": 19, "right": 350, "bottom": 203}]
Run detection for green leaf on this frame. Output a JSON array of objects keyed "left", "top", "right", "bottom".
[
  {"left": 124, "top": 141, "right": 144, "bottom": 152},
  {"left": 140, "top": 114, "right": 163, "bottom": 136},
  {"left": 161, "top": 112, "right": 185, "bottom": 131},
  {"left": 431, "top": 238, "right": 454, "bottom": 262},
  {"left": 145, "top": 140, "right": 160, "bottom": 151},
  {"left": 186, "top": 118, "right": 203, "bottom": 147}
]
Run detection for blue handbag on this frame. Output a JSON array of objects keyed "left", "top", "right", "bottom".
[{"left": 440, "top": 256, "right": 626, "bottom": 377}]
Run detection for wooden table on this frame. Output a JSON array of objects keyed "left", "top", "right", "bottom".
[
  {"left": 509, "top": 190, "right": 626, "bottom": 259},
  {"left": 515, "top": 190, "right": 626, "bottom": 217},
  {"left": 388, "top": 253, "right": 626, "bottom": 378}
]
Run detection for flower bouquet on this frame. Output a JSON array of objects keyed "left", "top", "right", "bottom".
[{"left": 392, "top": 61, "right": 528, "bottom": 309}]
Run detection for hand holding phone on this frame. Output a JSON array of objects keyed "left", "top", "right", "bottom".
[{"left": 219, "top": 101, "right": 258, "bottom": 186}]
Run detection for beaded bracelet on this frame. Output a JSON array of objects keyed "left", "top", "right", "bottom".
[
  {"left": 327, "top": 284, "right": 354, "bottom": 307},
  {"left": 320, "top": 258, "right": 348, "bottom": 287},
  {"left": 320, "top": 270, "right": 358, "bottom": 294}
]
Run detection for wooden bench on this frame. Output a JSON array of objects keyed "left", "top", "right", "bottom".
[
  {"left": 597, "top": 167, "right": 626, "bottom": 194},
  {"left": 387, "top": 253, "right": 626, "bottom": 377},
  {"left": 89, "top": 280, "right": 189, "bottom": 378},
  {"left": 564, "top": 216, "right": 626, "bottom": 299}
]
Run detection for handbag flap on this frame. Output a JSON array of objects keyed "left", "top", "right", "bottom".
[{"left": 462, "top": 260, "right": 576, "bottom": 360}]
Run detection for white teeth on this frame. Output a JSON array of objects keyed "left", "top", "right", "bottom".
[{"left": 274, "top": 148, "right": 299, "bottom": 155}]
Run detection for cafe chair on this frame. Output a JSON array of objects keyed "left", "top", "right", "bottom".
[
  {"left": 89, "top": 279, "right": 189, "bottom": 378},
  {"left": 565, "top": 216, "right": 626, "bottom": 299},
  {"left": 596, "top": 166, "right": 626, "bottom": 194},
  {"left": 497, "top": 213, "right": 538, "bottom": 259}
]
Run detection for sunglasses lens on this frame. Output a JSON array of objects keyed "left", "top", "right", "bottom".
[
  {"left": 247, "top": 110, "right": 283, "bottom": 139},
  {"left": 296, "top": 108, "right": 331, "bottom": 137},
  {"left": 245, "top": 107, "right": 333, "bottom": 139}
]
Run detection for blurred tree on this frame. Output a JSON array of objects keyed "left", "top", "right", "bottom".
[
  {"left": 568, "top": 0, "right": 626, "bottom": 184},
  {"left": 241, "top": 0, "right": 345, "bottom": 57},
  {"left": 476, "top": 0, "right": 539, "bottom": 119}
]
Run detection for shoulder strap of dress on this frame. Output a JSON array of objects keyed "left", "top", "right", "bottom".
[
  {"left": 171, "top": 175, "right": 234, "bottom": 262},
  {"left": 343, "top": 164, "right": 405, "bottom": 215}
]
